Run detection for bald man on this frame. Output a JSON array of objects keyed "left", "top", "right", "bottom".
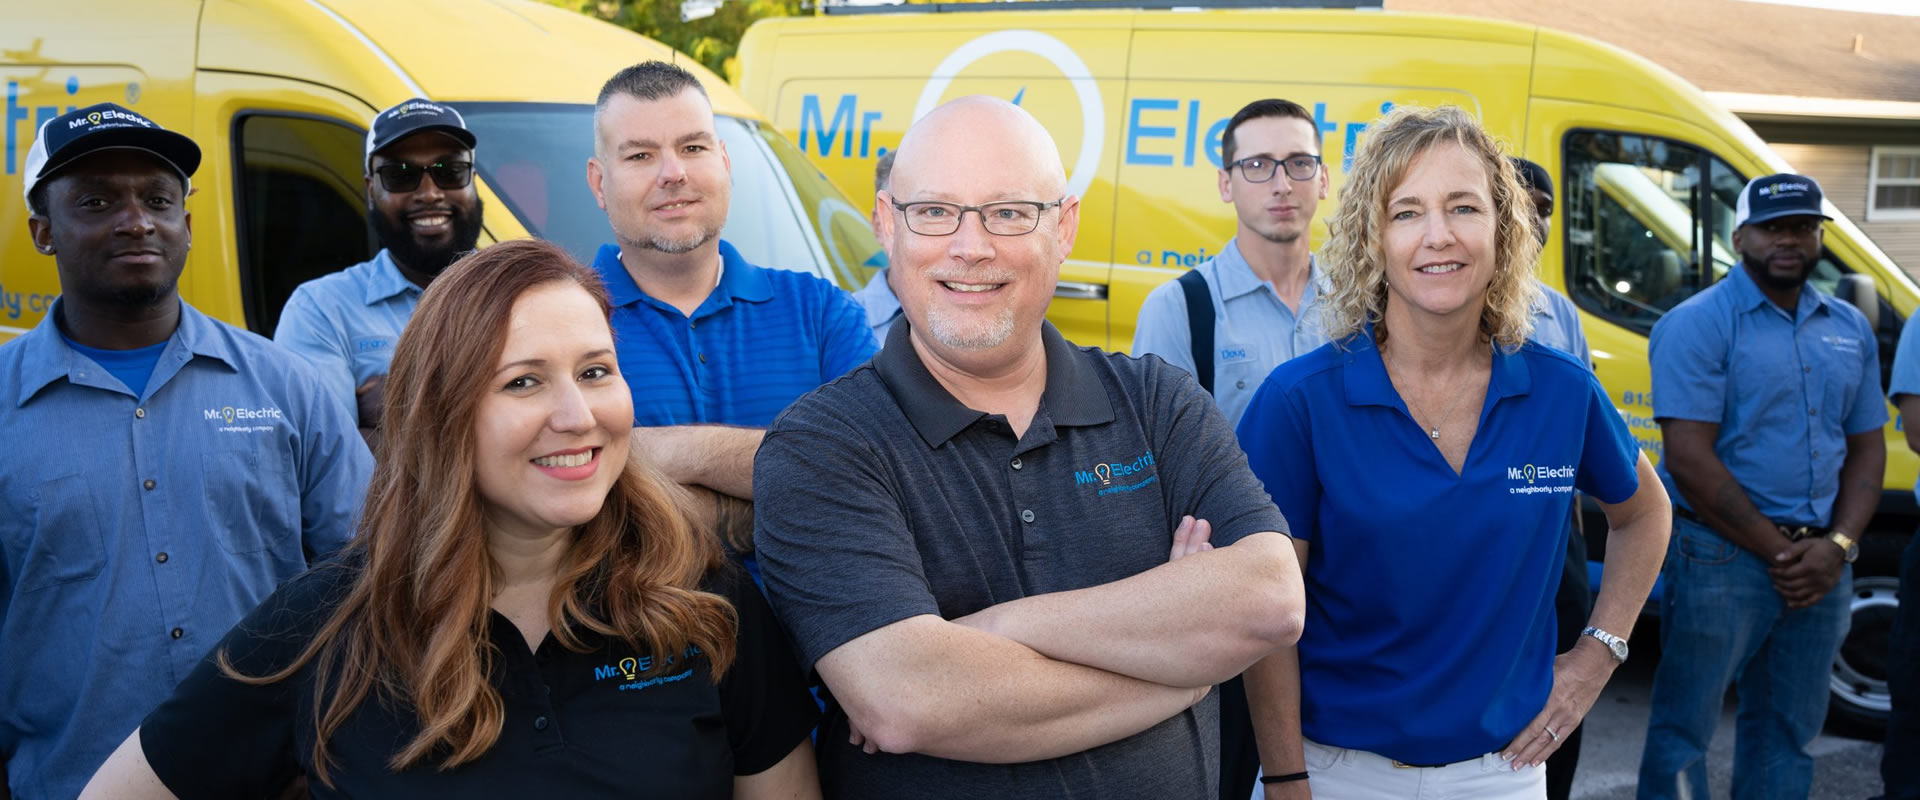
[{"left": 753, "top": 96, "right": 1305, "bottom": 797}]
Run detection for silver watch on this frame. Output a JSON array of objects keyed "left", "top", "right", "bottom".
[{"left": 1581, "top": 626, "right": 1629, "bottom": 664}]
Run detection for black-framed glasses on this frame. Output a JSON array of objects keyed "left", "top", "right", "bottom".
[
  {"left": 891, "top": 199, "right": 1063, "bottom": 236},
  {"left": 1230, "top": 155, "right": 1322, "bottom": 184},
  {"left": 373, "top": 160, "right": 474, "bottom": 193}
]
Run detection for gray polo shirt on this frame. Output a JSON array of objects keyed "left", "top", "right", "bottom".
[{"left": 754, "top": 320, "right": 1289, "bottom": 799}]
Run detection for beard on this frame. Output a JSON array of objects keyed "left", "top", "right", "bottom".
[
  {"left": 370, "top": 197, "right": 485, "bottom": 279},
  {"left": 923, "top": 306, "right": 1017, "bottom": 350},
  {"left": 1739, "top": 245, "right": 1815, "bottom": 292},
  {"left": 635, "top": 224, "right": 721, "bottom": 255}
]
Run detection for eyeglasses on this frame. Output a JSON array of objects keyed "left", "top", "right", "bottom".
[
  {"left": 373, "top": 160, "right": 474, "bottom": 193},
  {"left": 1753, "top": 218, "right": 1821, "bottom": 237},
  {"left": 1229, "top": 155, "right": 1322, "bottom": 184},
  {"left": 891, "top": 199, "right": 1063, "bottom": 236}
]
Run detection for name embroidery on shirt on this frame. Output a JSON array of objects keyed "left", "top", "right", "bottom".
[
  {"left": 1507, "top": 462, "right": 1576, "bottom": 496},
  {"left": 1074, "top": 450, "right": 1159, "bottom": 497},
  {"left": 203, "top": 404, "right": 285, "bottom": 434},
  {"left": 593, "top": 645, "right": 702, "bottom": 692},
  {"left": 355, "top": 337, "right": 392, "bottom": 353},
  {"left": 1218, "top": 346, "right": 1253, "bottom": 364}
]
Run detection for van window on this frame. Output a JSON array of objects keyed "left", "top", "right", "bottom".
[
  {"left": 453, "top": 102, "right": 874, "bottom": 280},
  {"left": 234, "top": 114, "right": 374, "bottom": 335},
  {"left": 1563, "top": 132, "right": 1724, "bottom": 334}
]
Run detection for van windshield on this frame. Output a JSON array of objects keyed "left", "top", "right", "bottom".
[{"left": 452, "top": 102, "right": 880, "bottom": 287}]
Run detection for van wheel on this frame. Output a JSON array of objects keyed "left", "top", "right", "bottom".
[{"left": 1830, "top": 574, "right": 1897, "bottom": 737}]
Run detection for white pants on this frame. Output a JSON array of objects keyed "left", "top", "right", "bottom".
[{"left": 1298, "top": 738, "right": 1545, "bottom": 800}]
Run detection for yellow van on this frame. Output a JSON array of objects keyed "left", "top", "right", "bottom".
[
  {"left": 1, "top": 0, "right": 881, "bottom": 342},
  {"left": 736, "top": 6, "right": 1913, "bottom": 730}
]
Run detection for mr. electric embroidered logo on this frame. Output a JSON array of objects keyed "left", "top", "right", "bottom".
[
  {"left": 203, "top": 404, "right": 285, "bottom": 434},
  {"left": 593, "top": 645, "right": 703, "bottom": 692},
  {"left": 1074, "top": 450, "right": 1159, "bottom": 497},
  {"left": 1506, "top": 462, "right": 1575, "bottom": 495}
]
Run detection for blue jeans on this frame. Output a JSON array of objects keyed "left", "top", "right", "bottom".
[
  {"left": 1637, "top": 517, "right": 1851, "bottom": 800},
  {"left": 1881, "top": 531, "right": 1920, "bottom": 800}
]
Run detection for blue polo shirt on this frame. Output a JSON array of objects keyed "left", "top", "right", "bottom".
[
  {"left": 1650, "top": 265, "right": 1884, "bottom": 526},
  {"left": 273, "top": 249, "right": 423, "bottom": 425},
  {"left": 590, "top": 240, "right": 876, "bottom": 427},
  {"left": 1236, "top": 334, "right": 1639, "bottom": 765},
  {"left": 0, "top": 300, "right": 372, "bottom": 799},
  {"left": 1889, "top": 314, "right": 1920, "bottom": 495},
  {"left": 1132, "top": 240, "right": 1332, "bottom": 428}
]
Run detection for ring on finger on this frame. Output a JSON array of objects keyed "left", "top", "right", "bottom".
[{"left": 1545, "top": 726, "right": 1560, "bottom": 742}]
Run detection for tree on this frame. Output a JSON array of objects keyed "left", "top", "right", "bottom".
[{"left": 543, "top": 0, "right": 803, "bottom": 81}]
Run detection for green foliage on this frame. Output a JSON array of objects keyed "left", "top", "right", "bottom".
[{"left": 543, "top": 0, "right": 804, "bottom": 82}]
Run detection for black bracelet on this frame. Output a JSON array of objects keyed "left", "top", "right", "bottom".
[{"left": 1259, "top": 771, "right": 1309, "bottom": 784}]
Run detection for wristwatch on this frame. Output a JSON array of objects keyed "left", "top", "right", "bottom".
[
  {"left": 1581, "top": 626, "right": 1629, "bottom": 664},
  {"left": 1826, "top": 531, "right": 1860, "bottom": 564}
]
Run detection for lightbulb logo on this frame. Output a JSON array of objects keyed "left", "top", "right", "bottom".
[
  {"left": 221, "top": 406, "right": 236, "bottom": 424},
  {"left": 618, "top": 657, "right": 638, "bottom": 680},
  {"left": 87, "top": 111, "right": 102, "bottom": 125},
  {"left": 1093, "top": 463, "right": 1112, "bottom": 485},
  {"left": 1523, "top": 464, "right": 1537, "bottom": 484}
]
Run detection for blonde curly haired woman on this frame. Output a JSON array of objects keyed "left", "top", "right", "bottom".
[{"left": 1234, "top": 106, "right": 1670, "bottom": 799}]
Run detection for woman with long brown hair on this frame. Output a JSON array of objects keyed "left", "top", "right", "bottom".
[{"left": 80, "top": 239, "right": 821, "bottom": 799}]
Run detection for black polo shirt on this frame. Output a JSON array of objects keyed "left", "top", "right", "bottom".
[
  {"left": 138, "top": 560, "right": 818, "bottom": 799},
  {"left": 754, "top": 321, "right": 1289, "bottom": 799}
]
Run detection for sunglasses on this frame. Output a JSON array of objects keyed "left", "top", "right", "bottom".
[{"left": 373, "top": 160, "right": 474, "bottom": 193}]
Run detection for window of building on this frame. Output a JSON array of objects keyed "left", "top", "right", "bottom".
[
  {"left": 233, "top": 113, "right": 373, "bottom": 335},
  {"left": 1869, "top": 146, "right": 1920, "bottom": 222}
]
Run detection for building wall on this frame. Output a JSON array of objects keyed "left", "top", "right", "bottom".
[{"left": 1751, "top": 121, "right": 1920, "bottom": 280}]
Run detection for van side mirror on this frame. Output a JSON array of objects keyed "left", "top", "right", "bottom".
[{"left": 1837, "top": 273, "right": 1880, "bottom": 331}]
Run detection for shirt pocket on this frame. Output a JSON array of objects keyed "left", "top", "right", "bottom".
[
  {"left": 5, "top": 472, "right": 107, "bottom": 594},
  {"left": 200, "top": 448, "right": 299, "bottom": 555}
]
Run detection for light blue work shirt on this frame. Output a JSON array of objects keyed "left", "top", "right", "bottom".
[
  {"left": 1531, "top": 284, "right": 1591, "bottom": 367},
  {"left": 590, "top": 240, "right": 877, "bottom": 427},
  {"left": 852, "top": 267, "right": 903, "bottom": 347},
  {"left": 273, "top": 249, "right": 422, "bottom": 425},
  {"left": 1131, "top": 239, "right": 1332, "bottom": 427},
  {"left": 0, "top": 300, "right": 373, "bottom": 799},
  {"left": 1887, "top": 313, "right": 1920, "bottom": 495},
  {"left": 1650, "top": 265, "right": 1885, "bottom": 526},
  {"left": 1238, "top": 333, "right": 1639, "bottom": 765}
]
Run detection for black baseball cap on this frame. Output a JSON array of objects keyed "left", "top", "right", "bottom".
[
  {"left": 21, "top": 103, "right": 201, "bottom": 204},
  {"left": 1735, "top": 173, "right": 1832, "bottom": 228},
  {"left": 1510, "top": 157, "right": 1553, "bottom": 198},
  {"left": 365, "top": 98, "right": 476, "bottom": 171}
]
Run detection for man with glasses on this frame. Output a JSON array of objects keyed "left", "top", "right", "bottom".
[
  {"left": 853, "top": 149, "right": 905, "bottom": 346},
  {"left": 1129, "top": 97, "right": 1330, "bottom": 800},
  {"left": 754, "top": 95, "right": 1304, "bottom": 798},
  {"left": 1133, "top": 98, "right": 1331, "bottom": 432},
  {"left": 1639, "top": 174, "right": 1884, "bottom": 800},
  {"left": 274, "top": 98, "right": 484, "bottom": 447}
]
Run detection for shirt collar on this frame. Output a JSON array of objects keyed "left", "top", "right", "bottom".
[
  {"left": 592, "top": 240, "right": 773, "bottom": 312},
  {"left": 16, "top": 298, "right": 236, "bottom": 407},
  {"left": 1340, "top": 328, "right": 1531, "bottom": 411},
  {"left": 361, "top": 249, "right": 422, "bottom": 305},
  {"left": 875, "top": 320, "right": 1115, "bottom": 449},
  {"left": 1208, "top": 241, "right": 1322, "bottom": 308},
  {"left": 852, "top": 268, "right": 903, "bottom": 330},
  {"left": 1727, "top": 262, "right": 1830, "bottom": 321}
]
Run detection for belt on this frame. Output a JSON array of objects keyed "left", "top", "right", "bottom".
[
  {"left": 1672, "top": 506, "right": 1828, "bottom": 541},
  {"left": 1391, "top": 755, "right": 1481, "bottom": 769}
]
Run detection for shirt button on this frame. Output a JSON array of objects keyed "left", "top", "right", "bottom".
[
  {"left": 533, "top": 716, "right": 550, "bottom": 731},
  {"left": 170, "top": 627, "right": 183, "bottom": 639},
  {"left": 1237, "top": 380, "right": 1247, "bottom": 390},
  {"left": 698, "top": 353, "right": 707, "bottom": 364},
  {"left": 143, "top": 479, "right": 156, "bottom": 490},
  {"left": 1809, "top": 408, "right": 1818, "bottom": 416},
  {"left": 134, "top": 407, "right": 146, "bottom": 419},
  {"left": 1020, "top": 509, "right": 1036, "bottom": 524},
  {"left": 1010, "top": 457, "right": 1023, "bottom": 470},
  {"left": 155, "top": 552, "right": 168, "bottom": 564}
]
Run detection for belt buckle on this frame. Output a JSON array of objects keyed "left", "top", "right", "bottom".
[
  {"left": 1392, "top": 760, "right": 1417, "bottom": 769},
  {"left": 1782, "top": 525, "right": 1813, "bottom": 542}
]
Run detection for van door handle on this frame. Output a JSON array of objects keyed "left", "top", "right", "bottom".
[{"left": 1054, "top": 281, "right": 1108, "bottom": 300}]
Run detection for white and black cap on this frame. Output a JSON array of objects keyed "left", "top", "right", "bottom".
[
  {"left": 22, "top": 103, "right": 201, "bottom": 204},
  {"left": 365, "top": 98, "right": 476, "bottom": 171},
  {"left": 1735, "top": 173, "right": 1833, "bottom": 228}
]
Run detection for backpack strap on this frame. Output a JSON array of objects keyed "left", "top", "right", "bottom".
[{"left": 1176, "top": 269, "right": 1215, "bottom": 395}]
